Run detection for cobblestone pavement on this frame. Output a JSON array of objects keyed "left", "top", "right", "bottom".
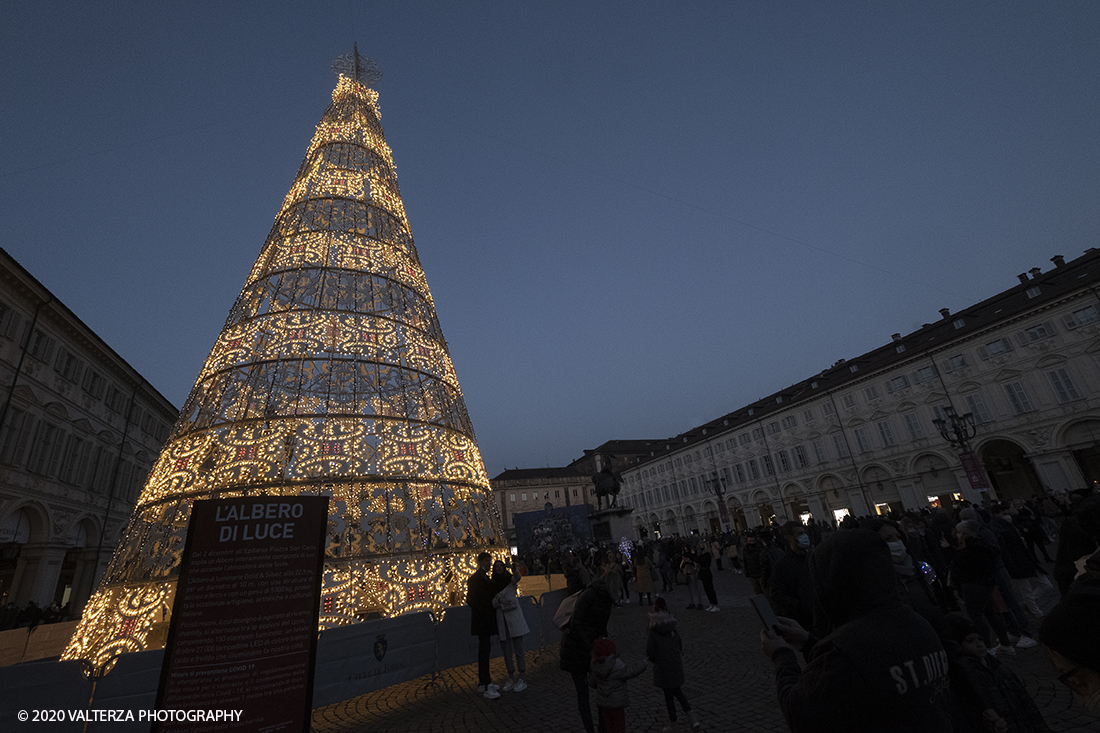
[{"left": 312, "top": 568, "right": 1099, "bottom": 733}]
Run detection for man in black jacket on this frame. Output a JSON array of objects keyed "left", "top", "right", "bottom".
[
  {"left": 770, "top": 521, "right": 814, "bottom": 630},
  {"left": 560, "top": 571, "right": 615, "bottom": 733},
  {"left": 467, "top": 551, "right": 509, "bottom": 699},
  {"left": 743, "top": 533, "right": 766, "bottom": 595},
  {"left": 760, "top": 529, "right": 951, "bottom": 732}
]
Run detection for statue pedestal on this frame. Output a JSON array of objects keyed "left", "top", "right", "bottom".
[{"left": 589, "top": 506, "right": 634, "bottom": 545}]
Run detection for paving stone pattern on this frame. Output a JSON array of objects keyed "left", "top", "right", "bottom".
[{"left": 312, "top": 568, "right": 1099, "bottom": 733}]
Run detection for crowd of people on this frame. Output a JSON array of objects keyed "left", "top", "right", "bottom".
[
  {"left": 0, "top": 599, "right": 68, "bottom": 630},
  {"left": 467, "top": 489, "right": 1100, "bottom": 732}
]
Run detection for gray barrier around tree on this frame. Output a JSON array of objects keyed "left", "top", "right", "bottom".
[{"left": 0, "top": 588, "right": 571, "bottom": 725}]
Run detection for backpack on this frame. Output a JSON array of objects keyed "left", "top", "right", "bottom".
[{"left": 554, "top": 590, "right": 584, "bottom": 629}]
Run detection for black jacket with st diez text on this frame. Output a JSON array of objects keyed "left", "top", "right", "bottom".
[{"left": 770, "top": 529, "right": 952, "bottom": 733}]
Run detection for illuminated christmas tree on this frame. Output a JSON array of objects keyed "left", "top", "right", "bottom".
[{"left": 64, "top": 48, "right": 506, "bottom": 668}]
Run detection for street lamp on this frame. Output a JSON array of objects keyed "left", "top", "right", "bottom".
[
  {"left": 931, "top": 405, "right": 977, "bottom": 452},
  {"left": 931, "top": 405, "right": 992, "bottom": 504},
  {"left": 707, "top": 473, "right": 730, "bottom": 534}
]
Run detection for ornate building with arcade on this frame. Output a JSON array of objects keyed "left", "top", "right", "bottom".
[
  {"left": 620, "top": 251, "right": 1100, "bottom": 538},
  {"left": 0, "top": 248, "right": 177, "bottom": 616}
]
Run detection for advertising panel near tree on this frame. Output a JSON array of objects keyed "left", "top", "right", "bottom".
[{"left": 154, "top": 496, "right": 328, "bottom": 733}]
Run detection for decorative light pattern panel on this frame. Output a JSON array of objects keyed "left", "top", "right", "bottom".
[{"left": 65, "top": 72, "right": 506, "bottom": 669}]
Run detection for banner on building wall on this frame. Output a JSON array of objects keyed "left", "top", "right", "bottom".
[
  {"left": 717, "top": 502, "right": 730, "bottom": 529},
  {"left": 960, "top": 451, "right": 992, "bottom": 492},
  {"left": 154, "top": 496, "right": 328, "bottom": 733}
]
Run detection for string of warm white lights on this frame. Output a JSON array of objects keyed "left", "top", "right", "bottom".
[{"left": 63, "top": 71, "right": 506, "bottom": 671}]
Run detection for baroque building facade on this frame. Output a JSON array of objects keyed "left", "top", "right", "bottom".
[
  {"left": 490, "top": 440, "right": 661, "bottom": 544},
  {"left": 621, "top": 251, "right": 1100, "bottom": 539},
  {"left": 0, "top": 248, "right": 177, "bottom": 614}
]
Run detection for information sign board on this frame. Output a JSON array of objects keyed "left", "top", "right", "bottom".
[{"left": 154, "top": 496, "right": 328, "bottom": 733}]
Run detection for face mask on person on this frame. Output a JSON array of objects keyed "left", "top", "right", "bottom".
[
  {"left": 797, "top": 534, "right": 811, "bottom": 549},
  {"left": 886, "top": 540, "right": 907, "bottom": 560}
]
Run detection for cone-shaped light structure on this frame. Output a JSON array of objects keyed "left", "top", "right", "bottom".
[{"left": 65, "top": 55, "right": 505, "bottom": 668}]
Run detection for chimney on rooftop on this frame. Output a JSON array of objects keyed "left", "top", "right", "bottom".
[
  {"left": 939, "top": 308, "right": 951, "bottom": 320},
  {"left": 1029, "top": 267, "right": 1042, "bottom": 278},
  {"left": 1051, "top": 255, "right": 1065, "bottom": 268},
  {"left": 1017, "top": 273, "right": 1030, "bottom": 283}
]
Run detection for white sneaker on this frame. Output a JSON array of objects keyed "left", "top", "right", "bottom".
[
  {"left": 501, "top": 679, "right": 515, "bottom": 692},
  {"left": 707, "top": 605, "right": 720, "bottom": 612},
  {"left": 483, "top": 688, "right": 501, "bottom": 700},
  {"left": 1015, "top": 635, "right": 1038, "bottom": 649},
  {"left": 487, "top": 683, "right": 500, "bottom": 691},
  {"left": 512, "top": 679, "right": 527, "bottom": 692}
]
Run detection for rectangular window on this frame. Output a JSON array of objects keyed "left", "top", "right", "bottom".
[
  {"left": 662, "top": 486, "right": 671, "bottom": 502},
  {"left": 1004, "top": 382, "right": 1034, "bottom": 414},
  {"left": 0, "top": 407, "right": 32, "bottom": 466},
  {"left": 914, "top": 365, "right": 937, "bottom": 383},
  {"left": 781, "top": 416, "right": 797, "bottom": 430},
  {"left": 887, "top": 375, "right": 910, "bottom": 393},
  {"left": 842, "top": 394, "right": 857, "bottom": 409},
  {"left": 521, "top": 493, "right": 527, "bottom": 501},
  {"left": 777, "top": 450, "right": 791, "bottom": 472},
  {"left": 747, "top": 459, "right": 760, "bottom": 480},
  {"left": 853, "top": 427, "right": 872, "bottom": 453},
  {"left": 26, "top": 329, "right": 55, "bottom": 362},
  {"left": 833, "top": 434, "right": 849, "bottom": 458},
  {"left": 722, "top": 467, "right": 732, "bottom": 484},
  {"left": 942, "top": 354, "right": 968, "bottom": 372},
  {"left": 803, "top": 408, "right": 815, "bottom": 423},
  {"left": 91, "top": 447, "right": 115, "bottom": 493},
  {"left": 978, "top": 337, "right": 1013, "bottom": 359},
  {"left": 876, "top": 420, "right": 897, "bottom": 447},
  {"left": 864, "top": 385, "right": 880, "bottom": 401},
  {"left": 734, "top": 463, "right": 746, "bottom": 483},
  {"left": 739, "top": 432, "right": 751, "bottom": 445},
  {"left": 688, "top": 477, "right": 698, "bottom": 494},
  {"left": 812, "top": 440, "right": 827, "bottom": 464},
  {"left": 59, "top": 435, "right": 93, "bottom": 485},
  {"left": 1048, "top": 368, "right": 1081, "bottom": 403},
  {"left": 767, "top": 421, "right": 781, "bottom": 435},
  {"left": 792, "top": 445, "right": 808, "bottom": 468},
  {"left": 965, "top": 393, "right": 994, "bottom": 423},
  {"left": 54, "top": 348, "right": 84, "bottom": 383},
  {"left": 903, "top": 413, "right": 926, "bottom": 441},
  {"left": 509, "top": 494, "right": 515, "bottom": 502},
  {"left": 27, "top": 422, "right": 64, "bottom": 476},
  {"left": 1064, "top": 305, "right": 1100, "bottom": 329},
  {"left": 752, "top": 427, "right": 764, "bottom": 440},
  {"left": 761, "top": 455, "right": 775, "bottom": 476},
  {"left": 1021, "top": 322, "right": 1056, "bottom": 343},
  {"left": 822, "top": 402, "right": 836, "bottom": 416}
]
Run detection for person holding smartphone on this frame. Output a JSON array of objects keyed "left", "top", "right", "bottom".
[{"left": 759, "top": 529, "right": 951, "bottom": 732}]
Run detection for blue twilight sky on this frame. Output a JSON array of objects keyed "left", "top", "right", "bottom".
[{"left": 1, "top": 2, "right": 1098, "bottom": 476}]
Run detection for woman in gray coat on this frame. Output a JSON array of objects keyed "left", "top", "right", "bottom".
[{"left": 492, "top": 559, "right": 530, "bottom": 692}]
